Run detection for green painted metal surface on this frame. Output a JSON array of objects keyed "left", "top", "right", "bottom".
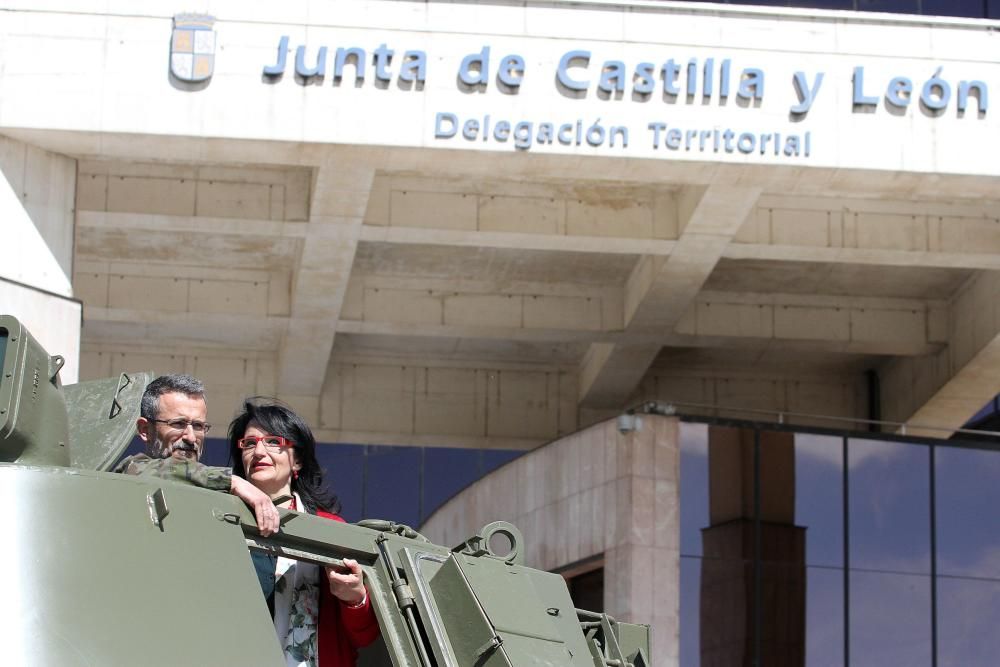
[
  {"left": 0, "top": 314, "right": 69, "bottom": 467},
  {"left": 0, "top": 466, "right": 286, "bottom": 666},
  {"left": 65, "top": 371, "right": 152, "bottom": 471}
]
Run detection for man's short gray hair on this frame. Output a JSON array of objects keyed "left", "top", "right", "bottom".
[{"left": 140, "top": 374, "right": 206, "bottom": 420}]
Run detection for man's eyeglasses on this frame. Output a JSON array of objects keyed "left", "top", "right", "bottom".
[
  {"left": 150, "top": 418, "right": 211, "bottom": 434},
  {"left": 237, "top": 435, "right": 294, "bottom": 451}
]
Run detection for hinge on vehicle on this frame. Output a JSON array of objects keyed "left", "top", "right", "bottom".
[{"left": 391, "top": 581, "right": 416, "bottom": 609}]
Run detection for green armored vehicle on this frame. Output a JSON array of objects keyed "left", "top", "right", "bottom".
[{"left": 0, "top": 314, "right": 650, "bottom": 666}]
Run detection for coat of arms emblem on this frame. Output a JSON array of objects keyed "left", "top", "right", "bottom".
[{"left": 170, "top": 13, "right": 215, "bottom": 83}]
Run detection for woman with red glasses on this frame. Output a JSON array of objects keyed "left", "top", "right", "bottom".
[{"left": 228, "top": 398, "right": 379, "bottom": 667}]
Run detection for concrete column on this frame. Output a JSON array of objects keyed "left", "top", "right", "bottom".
[
  {"left": 277, "top": 157, "right": 375, "bottom": 403},
  {"left": 600, "top": 416, "right": 681, "bottom": 665}
]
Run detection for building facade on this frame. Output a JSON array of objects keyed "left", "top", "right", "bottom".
[{"left": 2, "top": 1, "right": 999, "bottom": 664}]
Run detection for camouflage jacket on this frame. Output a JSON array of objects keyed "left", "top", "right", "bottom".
[{"left": 114, "top": 453, "right": 232, "bottom": 492}]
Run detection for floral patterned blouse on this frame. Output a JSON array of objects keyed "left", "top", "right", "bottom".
[{"left": 273, "top": 493, "right": 322, "bottom": 666}]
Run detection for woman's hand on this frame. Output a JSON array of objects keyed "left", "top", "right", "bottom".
[
  {"left": 230, "top": 475, "right": 280, "bottom": 537},
  {"left": 326, "top": 558, "right": 367, "bottom": 606}
]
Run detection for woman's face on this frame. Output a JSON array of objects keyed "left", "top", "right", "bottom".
[{"left": 240, "top": 423, "right": 301, "bottom": 496}]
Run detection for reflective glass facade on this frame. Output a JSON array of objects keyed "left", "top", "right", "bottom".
[
  {"left": 678, "top": 420, "right": 1000, "bottom": 666},
  {"left": 679, "top": 0, "right": 1000, "bottom": 19}
]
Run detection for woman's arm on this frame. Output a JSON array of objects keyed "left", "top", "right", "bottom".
[{"left": 316, "top": 511, "right": 381, "bottom": 650}]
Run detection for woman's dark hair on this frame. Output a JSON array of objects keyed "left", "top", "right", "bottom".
[{"left": 228, "top": 397, "right": 341, "bottom": 515}]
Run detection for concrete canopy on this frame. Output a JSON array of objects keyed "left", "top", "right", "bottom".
[{"left": 2, "top": 0, "right": 997, "bottom": 446}]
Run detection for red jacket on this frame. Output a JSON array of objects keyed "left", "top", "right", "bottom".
[{"left": 316, "top": 510, "right": 381, "bottom": 666}]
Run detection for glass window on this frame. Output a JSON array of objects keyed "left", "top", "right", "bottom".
[
  {"left": 680, "top": 422, "right": 709, "bottom": 557},
  {"left": 795, "top": 433, "right": 844, "bottom": 567},
  {"left": 848, "top": 438, "right": 930, "bottom": 573},
  {"left": 757, "top": 432, "right": 844, "bottom": 666},
  {"left": 798, "top": 0, "right": 855, "bottom": 8},
  {"left": 698, "top": 550, "right": 754, "bottom": 665},
  {"left": 922, "top": 0, "right": 985, "bottom": 17},
  {"left": 990, "top": 0, "right": 1000, "bottom": 19},
  {"left": 483, "top": 448, "right": 522, "bottom": 473},
  {"left": 936, "top": 445, "right": 1000, "bottom": 579},
  {"left": 422, "top": 447, "right": 482, "bottom": 522},
  {"left": 937, "top": 577, "right": 1000, "bottom": 666},
  {"left": 200, "top": 436, "right": 230, "bottom": 467},
  {"left": 964, "top": 395, "right": 998, "bottom": 427},
  {"left": 318, "top": 443, "right": 365, "bottom": 522},
  {"left": 857, "top": 0, "right": 921, "bottom": 13},
  {"left": 805, "top": 567, "right": 844, "bottom": 666},
  {"left": 849, "top": 570, "right": 932, "bottom": 666},
  {"left": 364, "top": 445, "right": 422, "bottom": 528},
  {"left": 679, "top": 556, "right": 702, "bottom": 667},
  {"left": 680, "top": 423, "right": 756, "bottom": 666}
]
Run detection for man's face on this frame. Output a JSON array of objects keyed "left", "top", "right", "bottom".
[{"left": 136, "top": 391, "right": 209, "bottom": 461}]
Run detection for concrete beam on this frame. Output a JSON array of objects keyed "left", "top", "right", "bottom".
[
  {"left": 81, "top": 307, "right": 287, "bottom": 351},
  {"left": 77, "top": 211, "right": 301, "bottom": 238},
  {"left": 77, "top": 209, "right": 1000, "bottom": 276},
  {"left": 75, "top": 223, "right": 301, "bottom": 269},
  {"left": 904, "top": 334, "right": 1000, "bottom": 438},
  {"left": 881, "top": 270, "right": 1000, "bottom": 437},
  {"left": 76, "top": 196, "right": 1000, "bottom": 273},
  {"left": 725, "top": 244, "right": 1000, "bottom": 271},
  {"left": 359, "top": 224, "right": 675, "bottom": 256},
  {"left": 81, "top": 211, "right": 998, "bottom": 273},
  {"left": 579, "top": 184, "right": 762, "bottom": 408},
  {"left": 627, "top": 185, "right": 763, "bottom": 328},
  {"left": 337, "top": 317, "right": 944, "bottom": 357},
  {"left": 339, "top": 273, "right": 943, "bottom": 352},
  {"left": 277, "top": 162, "right": 375, "bottom": 397},
  {"left": 577, "top": 341, "right": 661, "bottom": 407},
  {"left": 81, "top": 281, "right": 948, "bottom": 359},
  {"left": 674, "top": 291, "right": 947, "bottom": 357},
  {"left": 336, "top": 319, "right": 602, "bottom": 343},
  {"left": 731, "top": 192, "right": 1000, "bottom": 270}
]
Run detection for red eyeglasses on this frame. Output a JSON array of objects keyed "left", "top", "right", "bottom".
[{"left": 237, "top": 435, "right": 294, "bottom": 451}]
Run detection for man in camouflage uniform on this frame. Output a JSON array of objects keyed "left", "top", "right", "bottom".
[{"left": 115, "top": 374, "right": 280, "bottom": 536}]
